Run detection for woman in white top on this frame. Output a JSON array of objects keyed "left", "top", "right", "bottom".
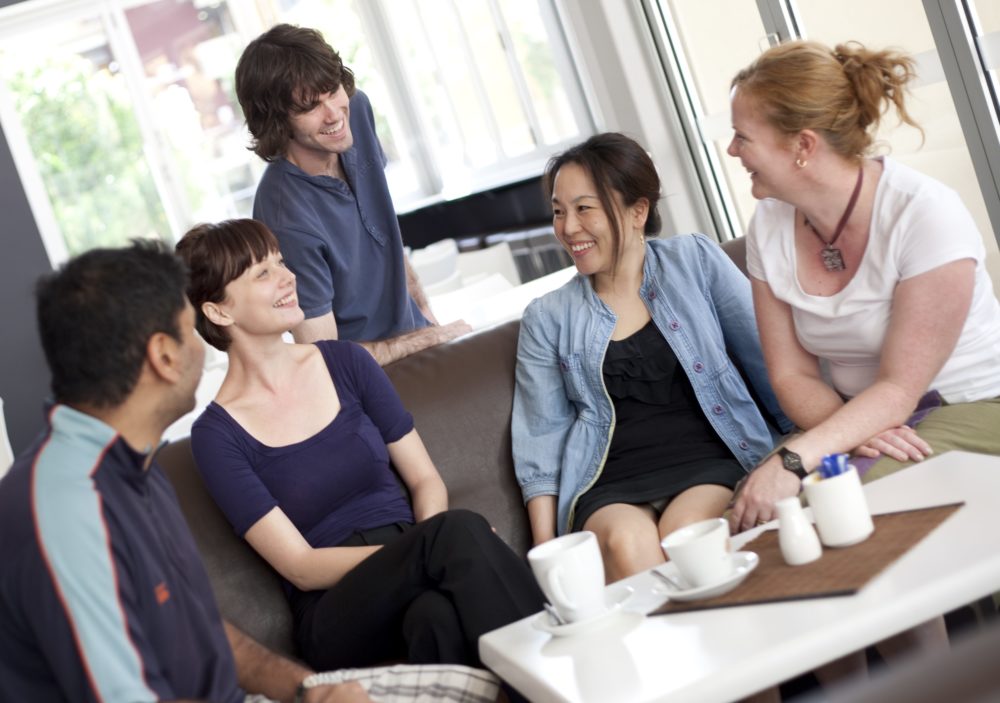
[{"left": 726, "top": 39, "right": 1000, "bottom": 533}]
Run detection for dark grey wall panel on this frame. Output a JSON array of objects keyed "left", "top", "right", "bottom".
[{"left": 0, "top": 118, "right": 52, "bottom": 454}]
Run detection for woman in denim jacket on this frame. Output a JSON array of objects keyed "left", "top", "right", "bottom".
[{"left": 512, "top": 133, "right": 791, "bottom": 581}]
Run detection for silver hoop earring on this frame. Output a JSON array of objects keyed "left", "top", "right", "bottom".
[{"left": 795, "top": 158, "right": 808, "bottom": 168}]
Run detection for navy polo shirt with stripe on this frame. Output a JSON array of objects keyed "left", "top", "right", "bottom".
[{"left": 0, "top": 405, "right": 242, "bottom": 702}]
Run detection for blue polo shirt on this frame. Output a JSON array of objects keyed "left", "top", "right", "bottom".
[
  {"left": 0, "top": 405, "right": 242, "bottom": 703},
  {"left": 252, "top": 90, "right": 430, "bottom": 342}
]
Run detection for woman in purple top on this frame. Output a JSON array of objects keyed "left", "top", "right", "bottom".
[{"left": 176, "top": 219, "right": 543, "bottom": 674}]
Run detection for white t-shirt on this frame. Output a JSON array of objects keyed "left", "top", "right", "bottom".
[{"left": 747, "top": 157, "right": 1000, "bottom": 403}]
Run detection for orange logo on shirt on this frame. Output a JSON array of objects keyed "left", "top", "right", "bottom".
[{"left": 155, "top": 582, "right": 170, "bottom": 605}]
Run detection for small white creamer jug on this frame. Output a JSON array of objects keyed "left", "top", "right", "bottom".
[{"left": 776, "top": 496, "right": 822, "bottom": 566}]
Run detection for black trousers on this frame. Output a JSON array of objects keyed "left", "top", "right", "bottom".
[{"left": 293, "top": 509, "right": 544, "bottom": 672}]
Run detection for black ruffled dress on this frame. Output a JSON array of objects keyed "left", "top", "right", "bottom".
[{"left": 572, "top": 320, "right": 744, "bottom": 531}]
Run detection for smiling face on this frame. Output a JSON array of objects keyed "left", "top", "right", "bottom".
[
  {"left": 726, "top": 89, "right": 798, "bottom": 201},
  {"left": 285, "top": 84, "right": 353, "bottom": 174},
  {"left": 551, "top": 162, "right": 641, "bottom": 280},
  {"left": 216, "top": 250, "right": 303, "bottom": 339}
]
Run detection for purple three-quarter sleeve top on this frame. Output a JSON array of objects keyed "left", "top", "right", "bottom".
[{"left": 190, "top": 341, "right": 415, "bottom": 552}]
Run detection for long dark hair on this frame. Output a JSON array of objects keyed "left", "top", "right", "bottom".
[{"left": 544, "top": 132, "right": 662, "bottom": 273}]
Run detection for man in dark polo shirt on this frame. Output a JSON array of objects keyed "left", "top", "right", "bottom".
[
  {"left": 0, "top": 242, "right": 369, "bottom": 702},
  {"left": 236, "top": 24, "right": 470, "bottom": 366}
]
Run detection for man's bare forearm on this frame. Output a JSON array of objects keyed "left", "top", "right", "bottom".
[
  {"left": 224, "top": 621, "right": 308, "bottom": 703},
  {"left": 360, "top": 319, "right": 471, "bottom": 366}
]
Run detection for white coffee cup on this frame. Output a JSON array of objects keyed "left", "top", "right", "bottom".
[
  {"left": 527, "top": 531, "right": 606, "bottom": 623},
  {"left": 660, "top": 517, "right": 734, "bottom": 588},
  {"left": 802, "top": 465, "right": 874, "bottom": 547}
]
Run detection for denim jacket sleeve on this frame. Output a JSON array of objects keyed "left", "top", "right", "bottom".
[
  {"left": 511, "top": 299, "right": 573, "bottom": 502},
  {"left": 695, "top": 235, "right": 794, "bottom": 435}
]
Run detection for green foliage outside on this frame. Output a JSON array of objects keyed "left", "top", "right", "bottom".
[{"left": 5, "top": 52, "right": 169, "bottom": 256}]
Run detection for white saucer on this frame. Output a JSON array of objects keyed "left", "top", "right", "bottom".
[
  {"left": 655, "top": 551, "right": 759, "bottom": 602},
  {"left": 532, "top": 585, "right": 634, "bottom": 637}
]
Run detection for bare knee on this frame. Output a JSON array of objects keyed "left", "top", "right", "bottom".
[
  {"left": 660, "top": 509, "right": 716, "bottom": 540},
  {"left": 592, "top": 524, "right": 662, "bottom": 582},
  {"left": 659, "top": 485, "right": 732, "bottom": 538}
]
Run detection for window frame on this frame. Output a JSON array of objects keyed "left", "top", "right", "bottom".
[
  {"left": 642, "top": 0, "right": 1000, "bottom": 256},
  {"left": 0, "top": 0, "right": 595, "bottom": 265}
]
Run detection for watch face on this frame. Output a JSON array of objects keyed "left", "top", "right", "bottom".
[{"left": 779, "top": 448, "right": 805, "bottom": 475}]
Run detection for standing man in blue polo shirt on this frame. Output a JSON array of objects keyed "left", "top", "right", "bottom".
[
  {"left": 236, "top": 24, "right": 470, "bottom": 365},
  {"left": 0, "top": 242, "right": 369, "bottom": 702}
]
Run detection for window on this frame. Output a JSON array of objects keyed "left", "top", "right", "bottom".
[
  {"left": 0, "top": 10, "right": 172, "bottom": 260},
  {"left": 0, "top": 0, "right": 258, "bottom": 261},
  {"left": 970, "top": 0, "right": 1000, "bottom": 97},
  {"left": 647, "top": 0, "right": 771, "bottom": 238},
  {"left": 644, "top": 0, "right": 1000, "bottom": 288},
  {"left": 0, "top": 0, "right": 592, "bottom": 265},
  {"left": 273, "top": 0, "right": 590, "bottom": 203}
]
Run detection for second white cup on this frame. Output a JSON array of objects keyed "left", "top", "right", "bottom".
[
  {"left": 802, "top": 465, "right": 874, "bottom": 547},
  {"left": 660, "top": 517, "right": 734, "bottom": 588},
  {"left": 527, "top": 531, "right": 606, "bottom": 623}
]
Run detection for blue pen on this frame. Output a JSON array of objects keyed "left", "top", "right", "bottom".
[
  {"left": 819, "top": 453, "right": 848, "bottom": 479},
  {"left": 819, "top": 455, "right": 833, "bottom": 479}
]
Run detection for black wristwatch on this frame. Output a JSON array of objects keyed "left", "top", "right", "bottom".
[{"left": 777, "top": 446, "right": 808, "bottom": 479}]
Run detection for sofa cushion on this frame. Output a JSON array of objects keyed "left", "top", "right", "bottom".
[{"left": 383, "top": 319, "right": 530, "bottom": 556}]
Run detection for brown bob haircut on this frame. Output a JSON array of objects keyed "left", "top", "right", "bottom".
[
  {"left": 175, "top": 219, "right": 280, "bottom": 351},
  {"left": 235, "top": 23, "right": 356, "bottom": 161}
]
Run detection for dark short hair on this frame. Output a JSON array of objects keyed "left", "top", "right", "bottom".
[
  {"left": 35, "top": 240, "right": 188, "bottom": 409},
  {"left": 544, "top": 132, "right": 662, "bottom": 273},
  {"left": 235, "top": 23, "right": 356, "bottom": 161},
  {"left": 175, "top": 219, "right": 281, "bottom": 352}
]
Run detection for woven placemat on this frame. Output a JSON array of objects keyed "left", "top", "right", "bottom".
[{"left": 651, "top": 502, "right": 963, "bottom": 615}]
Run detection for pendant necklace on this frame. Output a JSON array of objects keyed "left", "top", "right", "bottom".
[{"left": 802, "top": 165, "right": 864, "bottom": 272}]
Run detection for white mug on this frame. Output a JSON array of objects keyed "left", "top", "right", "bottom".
[
  {"left": 527, "top": 531, "right": 606, "bottom": 623},
  {"left": 802, "top": 465, "right": 874, "bottom": 547},
  {"left": 660, "top": 517, "right": 734, "bottom": 588}
]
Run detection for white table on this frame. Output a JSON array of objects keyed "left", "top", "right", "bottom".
[{"left": 479, "top": 451, "right": 1000, "bottom": 703}]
